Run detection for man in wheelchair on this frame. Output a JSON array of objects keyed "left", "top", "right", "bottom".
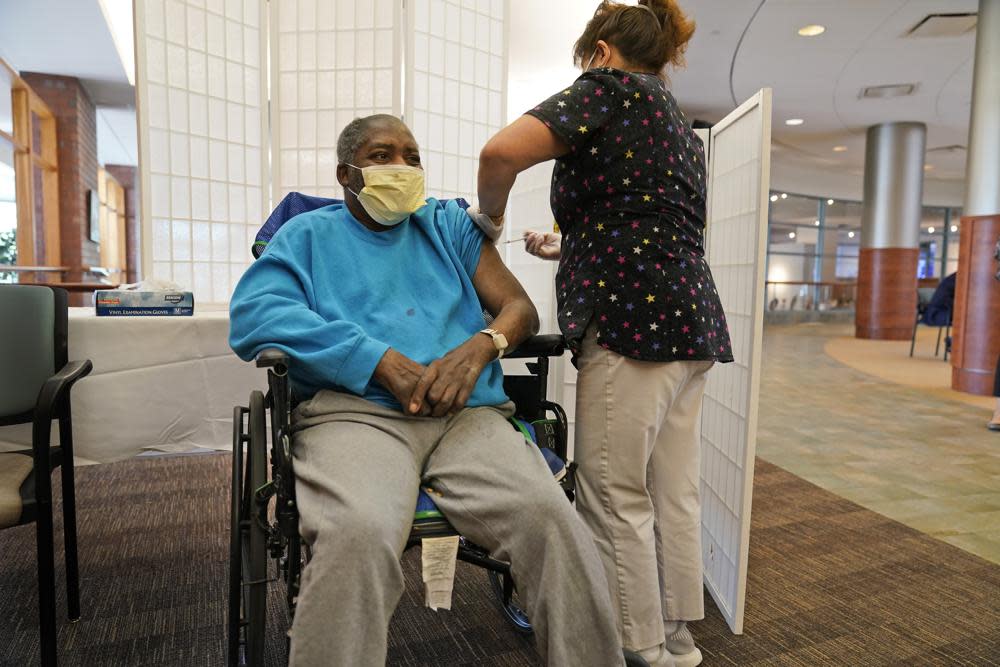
[{"left": 229, "top": 115, "right": 626, "bottom": 666}]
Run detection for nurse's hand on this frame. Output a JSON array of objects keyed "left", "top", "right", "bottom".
[{"left": 524, "top": 230, "right": 562, "bottom": 260}]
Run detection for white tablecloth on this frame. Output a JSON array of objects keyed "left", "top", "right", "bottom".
[{"left": 0, "top": 308, "right": 266, "bottom": 464}]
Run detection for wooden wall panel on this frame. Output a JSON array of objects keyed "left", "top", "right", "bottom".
[
  {"left": 951, "top": 215, "right": 1000, "bottom": 395},
  {"left": 855, "top": 248, "right": 919, "bottom": 340}
]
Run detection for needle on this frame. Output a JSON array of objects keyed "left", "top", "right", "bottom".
[{"left": 501, "top": 237, "right": 527, "bottom": 244}]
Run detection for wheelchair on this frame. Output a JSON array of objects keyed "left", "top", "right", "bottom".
[{"left": 227, "top": 334, "right": 575, "bottom": 666}]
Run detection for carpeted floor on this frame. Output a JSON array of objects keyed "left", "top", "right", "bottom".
[{"left": 1, "top": 453, "right": 998, "bottom": 666}]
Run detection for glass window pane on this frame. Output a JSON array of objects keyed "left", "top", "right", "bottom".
[
  {"left": 0, "top": 139, "right": 16, "bottom": 282},
  {"left": 0, "top": 65, "right": 14, "bottom": 136},
  {"left": 918, "top": 206, "right": 948, "bottom": 279}
]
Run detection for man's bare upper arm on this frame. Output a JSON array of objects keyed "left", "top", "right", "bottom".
[{"left": 472, "top": 239, "right": 535, "bottom": 320}]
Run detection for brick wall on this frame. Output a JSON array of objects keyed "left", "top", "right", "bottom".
[
  {"left": 21, "top": 72, "right": 100, "bottom": 303},
  {"left": 104, "top": 164, "right": 140, "bottom": 284}
]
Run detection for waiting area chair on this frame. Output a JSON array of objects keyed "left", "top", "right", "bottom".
[
  {"left": 0, "top": 285, "right": 93, "bottom": 666},
  {"left": 909, "top": 286, "right": 952, "bottom": 361}
]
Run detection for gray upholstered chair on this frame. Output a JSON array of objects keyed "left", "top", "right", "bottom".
[{"left": 0, "top": 285, "right": 92, "bottom": 666}]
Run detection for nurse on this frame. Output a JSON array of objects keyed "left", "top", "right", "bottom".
[{"left": 476, "top": 2, "right": 730, "bottom": 666}]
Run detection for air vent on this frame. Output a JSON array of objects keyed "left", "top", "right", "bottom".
[
  {"left": 906, "top": 13, "right": 977, "bottom": 37},
  {"left": 926, "top": 144, "right": 967, "bottom": 154},
  {"left": 860, "top": 84, "right": 917, "bottom": 99}
]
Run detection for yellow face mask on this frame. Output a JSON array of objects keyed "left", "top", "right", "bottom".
[{"left": 347, "top": 164, "right": 427, "bottom": 227}]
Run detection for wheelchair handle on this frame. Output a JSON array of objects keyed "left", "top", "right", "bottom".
[
  {"left": 505, "top": 334, "right": 565, "bottom": 359},
  {"left": 256, "top": 347, "right": 290, "bottom": 374}
]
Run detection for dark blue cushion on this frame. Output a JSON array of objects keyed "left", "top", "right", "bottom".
[{"left": 253, "top": 191, "right": 470, "bottom": 258}]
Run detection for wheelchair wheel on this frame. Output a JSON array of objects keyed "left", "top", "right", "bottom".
[
  {"left": 487, "top": 569, "right": 533, "bottom": 634},
  {"left": 231, "top": 391, "right": 269, "bottom": 666}
]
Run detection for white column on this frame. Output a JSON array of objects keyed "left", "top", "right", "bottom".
[{"left": 964, "top": 0, "right": 1000, "bottom": 216}]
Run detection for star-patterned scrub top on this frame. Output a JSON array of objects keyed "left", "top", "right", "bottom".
[{"left": 525, "top": 67, "right": 733, "bottom": 364}]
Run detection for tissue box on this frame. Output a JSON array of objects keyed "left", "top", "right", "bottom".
[{"left": 95, "top": 290, "right": 194, "bottom": 316}]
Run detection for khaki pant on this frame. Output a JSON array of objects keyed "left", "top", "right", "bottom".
[
  {"left": 574, "top": 328, "right": 712, "bottom": 652},
  {"left": 288, "top": 390, "right": 625, "bottom": 667}
]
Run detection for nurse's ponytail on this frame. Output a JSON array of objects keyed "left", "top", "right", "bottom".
[
  {"left": 573, "top": 0, "right": 695, "bottom": 74},
  {"left": 641, "top": 0, "right": 696, "bottom": 70}
]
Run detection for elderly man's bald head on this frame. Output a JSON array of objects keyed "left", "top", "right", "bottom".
[{"left": 336, "top": 114, "right": 412, "bottom": 165}]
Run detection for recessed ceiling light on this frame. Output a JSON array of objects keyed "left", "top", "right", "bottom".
[
  {"left": 848, "top": 231, "right": 855, "bottom": 238},
  {"left": 928, "top": 227, "right": 936, "bottom": 233},
  {"left": 827, "top": 199, "right": 834, "bottom": 205},
  {"left": 814, "top": 220, "right": 820, "bottom": 226},
  {"left": 797, "top": 24, "right": 826, "bottom": 37},
  {"left": 788, "top": 232, "right": 797, "bottom": 239},
  {"left": 950, "top": 224, "right": 958, "bottom": 232},
  {"left": 785, "top": 118, "right": 805, "bottom": 126},
  {"left": 833, "top": 146, "right": 848, "bottom": 152},
  {"left": 770, "top": 194, "right": 779, "bottom": 202},
  {"left": 780, "top": 193, "right": 788, "bottom": 199}
]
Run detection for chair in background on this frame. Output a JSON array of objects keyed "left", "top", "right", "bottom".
[
  {"left": 909, "top": 286, "right": 952, "bottom": 360},
  {"left": 0, "top": 285, "right": 92, "bottom": 666}
]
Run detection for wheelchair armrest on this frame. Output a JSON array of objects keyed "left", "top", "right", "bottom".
[
  {"left": 506, "top": 334, "right": 565, "bottom": 359},
  {"left": 255, "top": 348, "right": 290, "bottom": 372}
]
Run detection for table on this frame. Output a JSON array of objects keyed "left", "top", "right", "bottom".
[{"left": 0, "top": 308, "right": 266, "bottom": 464}]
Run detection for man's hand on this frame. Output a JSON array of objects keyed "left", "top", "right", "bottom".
[
  {"left": 409, "top": 334, "right": 496, "bottom": 417},
  {"left": 372, "top": 348, "right": 431, "bottom": 416}
]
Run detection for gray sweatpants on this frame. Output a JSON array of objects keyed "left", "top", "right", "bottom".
[{"left": 287, "top": 390, "right": 624, "bottom": 667}]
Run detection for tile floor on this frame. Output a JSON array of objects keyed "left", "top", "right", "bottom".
[{"left": 756, "top": 322, "right": 1000, "bottom": 564}]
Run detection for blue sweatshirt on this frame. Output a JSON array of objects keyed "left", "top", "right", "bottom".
[{"left": 229, "top": 198, "right": 507, "bottom": 410}]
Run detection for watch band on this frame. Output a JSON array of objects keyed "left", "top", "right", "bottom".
[{"left": 479, "top": 328, "right": 507, "bottom": 359}]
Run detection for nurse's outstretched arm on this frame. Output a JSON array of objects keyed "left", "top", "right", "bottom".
[{"left": 477, "top": 115, "right": 569, "bottom": 219}]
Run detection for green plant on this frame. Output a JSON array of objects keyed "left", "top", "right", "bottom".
[{"left": 0, "top": 229, "right": 16, "bottom": 283}]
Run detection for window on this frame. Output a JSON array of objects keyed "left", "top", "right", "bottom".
[
  {"left": 98, "top": 168, "right": 127, "bottom": 284},
  {"left": 0, "top": 58, "right": 60, "bottom": 283}
]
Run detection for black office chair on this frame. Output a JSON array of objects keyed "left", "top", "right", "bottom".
[
  {"left": 909, "top": 287, "right": 951, "bottom": 360},
  {"left": 0, "top": 285, "right": 93, "bottom": 666}
]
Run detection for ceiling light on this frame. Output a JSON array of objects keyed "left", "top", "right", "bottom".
[
  {"left": 833, "top": 146, "right": 848, "bottom": 152},
  {"left": 924, "top": 164, "right": 934, "bottom": 171},
  {"left": 770, "top": 194, "right": 779, "bottom": 202},
  {"left": 788, "top": 232, "right": 796, "bottom": 239},
  {"left": 928, "top": 226, "right": 935, "bottom": 233},
  {"left": 950, "top": 224, "right": 958, "bottom": 232},
  {"left": 797, "top": 24, "right": 826, "bottom": 37},
  {"left": 785, "top": 118, "right": 805, "bottom": 126},
  {"left": 814, "top": 220, "right": 820, "bottom": 226},
  {"left": 827, "top": 199, "right": 835, "bottom": 205},
  {"left": 848, "top": 231, "right": 855, "bottom": 238},
  {"left": 780, "top": 193, "right": 788, "bottom": 199}
]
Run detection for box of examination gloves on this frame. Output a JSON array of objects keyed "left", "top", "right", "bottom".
[{"left": 95, "top": 280, "right": 194, "bottom": 316}]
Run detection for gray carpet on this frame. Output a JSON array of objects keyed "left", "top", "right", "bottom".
[{"left": 1, "top": 453, "right": 999, "bottom": 665}]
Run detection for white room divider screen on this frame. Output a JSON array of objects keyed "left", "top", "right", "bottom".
[
  {"left": 405, "top": 0, "right": 507, "bottom": 202},
  {"left": 697, "top": 88, "right": 772, "bottom": 634},
  {"left": 269, "top": 0, "right": 401, "bottom": 200},
  {"left": 135, "top": 0, "right": 269, "bottom": 303}
]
